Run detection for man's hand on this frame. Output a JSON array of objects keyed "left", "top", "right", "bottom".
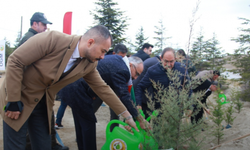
[
  {"left": 210, "top": 85, "right": 217, "bottom": 91},
  {"left": 186, "top": 110, "right": 192, "bottom": 117},
  {"left": 204, "top": 108, "right": 210, "bottom": 115},
  {"left": 137, "top": 105, "right": 142, "bottom": 110},
  {"left": 125, "top": 118, "right": 139, "bottom": 132},
  {"left": 136, "top": 115, "right": 151, "bottom": 130},
  {"left": 122, "top": 111, "right": 139, "bottom": 132},
  {"left": 5, "top": 111, "right": 21, "bottom": 120}
]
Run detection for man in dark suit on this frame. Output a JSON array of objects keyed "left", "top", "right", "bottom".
[
  {"left": 58, "top": 53, "right": 147, "bottom": 150},
  {"left": 191, "top": 70, "right": 220, "bottom": 124},
  {"left": 133, "top": 43, "right": 154, "bottom": 61},
  {"left": 135, "top": 47, "right": 191, "bottom": 113},
  {"left": 133, "top": 55, "right": 160, "bottom": 118}
]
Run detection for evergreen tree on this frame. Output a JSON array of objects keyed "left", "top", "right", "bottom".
[
  {"left": 134, "top": 26, "right": 148, "bottom": 52},
  {"left": 153, "top": 19, "right": 170, "bottom": 56},
  {"left": 210, "top": 90, "right": 225, "bottom": 145},
  {"left": 124, "top": 38, "right": 135, "bottom": 55},
  {"left": 190, "top": 31, "right": 209, "bottom": 71},
  {"left": 231, "top": 18, "right": 250, "bottom": 101},
  {"left": 90, "top": 0, "right": 129, "bottom": 50},
  {"left": 14, "top": 31, "right": 22, "bottom": 49},
  {"left": 144, "top": 68, "right": 208, "bottom": 150},
  {"left": 4, "top": 38, "right": 15, "bottom": 66},
  {"left": 205, "top": 33, "right": 225, "bottom": 71}
]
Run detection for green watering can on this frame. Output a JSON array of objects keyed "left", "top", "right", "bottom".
[
  {"left": 135, "top": 109, "right": 159, "bottom": 149},
  {"left": 218, "top": 93, "right": 229, "bottom": 105},
  {"left": 101, "top": 120, "right": 144, "bottom": 150}
]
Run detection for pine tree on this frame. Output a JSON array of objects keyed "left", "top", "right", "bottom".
[
  {"left": 144, "top": 68, "right": 208, "bottom": 150},
  {"left": 205, "top": 33, "right": 225, "bottom": 71},
  {"left": 231, "top": 18, "right": 250, "bottom": 101},
  {"left": 90, "top": 0, "right": 129, "bottom": 50},
  {"left": 4, "top": 38, "right": 15, "bottom": 66},
  {"left": 190, "top": 31, "right": 209, "bottom": 71},
  {"left": 14, "top": 31, "right": 22, "bottom": 49},
  {"left": 153, "top": 19, "right": 171, "bottom": 56},
  {"left": 210, "top": 90, "right": 225, "bottom": 145},
  {"left": 134, "top": 26, "right": 148, "bottom": 52}
]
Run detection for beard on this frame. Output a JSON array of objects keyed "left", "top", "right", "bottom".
[{"left": 85, "top": 50, "right": 100, "bottom": 63}]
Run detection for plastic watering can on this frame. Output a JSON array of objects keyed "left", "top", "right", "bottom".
[
  {"left": 218, "top": 93, "right": 229, "bottom": 105},
  {"left": 101, "top": 120, "right": 144, "bottom": 150},
  {"left": 135, "top": 109, "right": 159, "bottom": 149}
]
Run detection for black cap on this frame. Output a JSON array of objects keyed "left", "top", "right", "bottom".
[{"left": 30, "top": 12, "right": 52, "bottom": 24}]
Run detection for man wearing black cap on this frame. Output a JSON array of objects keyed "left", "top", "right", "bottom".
[
  {"left": 18, "top": 12, "right": 52, "bottom": 47},
  {"left": 16, "top": 12, "right": 68, "bottom": 150}
]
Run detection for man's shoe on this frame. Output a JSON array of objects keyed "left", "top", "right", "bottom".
[
  {"left": 55, "top": 123, "right": 64, "bottom": 129},
  {"left": 52, "top": 143, "right": 69, "bottom": 150}
]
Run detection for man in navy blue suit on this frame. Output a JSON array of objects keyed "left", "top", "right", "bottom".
[
  {"left": 58, "top": 44, "right": 147, "bottom": 150},
  {"left": 135, "top": 47, "right": 191, "bottom": 113},
  {"left": 133, "top": 55, "right": 160, "bottom": 118}
]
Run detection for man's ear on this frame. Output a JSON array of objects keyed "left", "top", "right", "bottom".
[{"left": 87, "top": 39, "right": 94, "bottom": 47}]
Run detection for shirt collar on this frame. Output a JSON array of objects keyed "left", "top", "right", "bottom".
[{"left": 72, "top": 42, "right": 81, "bottom": 59}]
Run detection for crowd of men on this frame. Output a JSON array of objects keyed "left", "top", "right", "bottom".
[{"left": 0, "top": 12, "right": 220, "bottom": 150}]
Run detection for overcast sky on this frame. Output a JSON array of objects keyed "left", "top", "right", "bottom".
[{"left": 0, "top": 0, "right": 249, "bottom": 54}]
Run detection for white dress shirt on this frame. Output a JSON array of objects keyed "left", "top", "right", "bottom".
[{"left": 63, "top": 42, "right": 81, "bottom": 73}]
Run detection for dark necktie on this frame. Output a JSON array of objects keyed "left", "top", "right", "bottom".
[{"left": 60, "top": 58, "right": 82, "bottom": 79}]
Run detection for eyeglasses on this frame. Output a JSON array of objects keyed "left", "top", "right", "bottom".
[{"left": 132, "top": 64, "right": 140, "bottom": 77}]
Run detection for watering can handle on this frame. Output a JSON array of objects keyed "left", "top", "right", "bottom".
[
  {"left": 145, "top": 110, "right": 158, "bottom": 122},
  {"left": 106, "top": 120, "right": 141, "bottom": 139}
]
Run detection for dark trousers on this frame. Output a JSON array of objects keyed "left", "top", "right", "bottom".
[
  {"left": 72, "top": 109, "right": 96, "bottom": 150},
  {"left": 109, "top": 108, "right": 119, "bottom": 132},
  {"left": 191, "top": 97, "right": 208, "bottom": 124},
  {"left": 3, "top": 96, "right": 51, "bottom": 150},
  {"left": 142, "top": 102, "right": 151, "bottom": 119},
  {"left": 92, "top": 97, "right": 118, "bottom": 132},
  {"left": 191, "top": 107, "right": 204, "bottom": 124},
  {"left": 56, "top": 99, "right": 67, "bottom": 125},
  {"left": 25, "top": 111, "right": 57, "bottom": 150}
]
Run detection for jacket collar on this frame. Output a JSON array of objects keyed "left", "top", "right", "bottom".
[
  {"left": 52, "top": 35, "right": 82, "bottom": 85},
  {"left": 28, "top": 28, "right": 38, "bottom": 35}
]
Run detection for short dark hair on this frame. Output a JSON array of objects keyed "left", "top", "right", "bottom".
[
  {"left": 113, "top": 44, "right": 128, "bottom": 54},
  {"left": 84, "top": 25, "right": 113, "bottom": 45},
  {"left": 161, "top": 47, "right": 175, "bottom": 58},
  {"left": 142, "top": 43, "right": 154, "bottom": 50},
  {"left": 213, "top": 70, "right": 220, "bottom": 76},
  {"left": 30, "top": 21, "right": 38, "bottom": 26},
  {"left": 177, "top": 49, "right": 186, "bottom": 57}
]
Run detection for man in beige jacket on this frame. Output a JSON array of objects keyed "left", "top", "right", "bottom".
[{"left": 0, "top": 25, "right": 138, "bottom": 150}]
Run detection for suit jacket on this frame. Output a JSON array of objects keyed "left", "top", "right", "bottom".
[
  {"left": 59, "top": 55, "right": 138, "bottom": 122},
  {"left": 0, "top": 31, "right": 126, "bottom": 132},
  {"left": 57, "top": 78, "right": 96, "bottom": 122},
  {"left": 135, "top": 62, "right": 190, "bottom": 109},
  {"left": 132, "top": 49, "right": 150, "bottom": 61},
  {"left": 133, "top": 56, "right": 160, "bottom": 104},
  {"left": 96, "top": 55, "right": 137, "bottom": 117},
  {"left": 192, "top": 70, "right": 214, "bottom": 107}
]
